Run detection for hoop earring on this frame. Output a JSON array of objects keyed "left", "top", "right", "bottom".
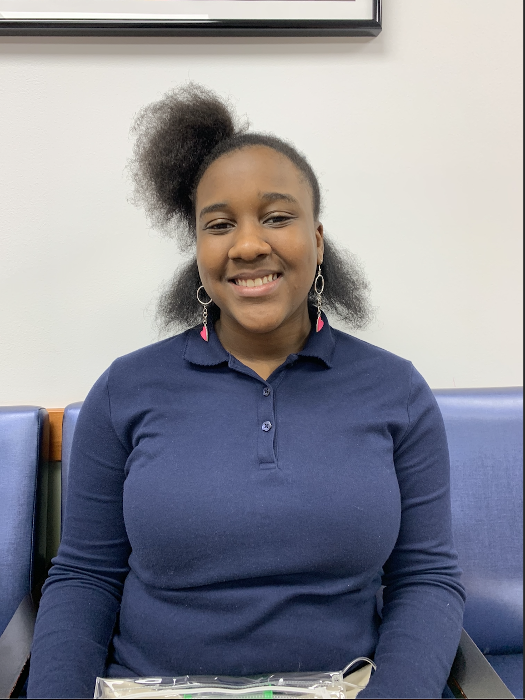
[
  {"left": 314, "top": 265, "right": 325, "bottom": 333},
  {"left": 197, "top": 286, "right": 213, "bottom": 342}
]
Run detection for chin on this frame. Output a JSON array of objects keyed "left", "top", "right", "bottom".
[
  {"left": 232, "top": 311, "right": 288, "bottom": 335},
  {"left": 240, "top": 319, "right": 284, "bottom": 335}
]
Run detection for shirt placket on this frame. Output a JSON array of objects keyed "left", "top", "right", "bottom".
[
  {"left": 257, "top": 383, "right": 277, "bottom": 470},
  {"left": 227, "top": 354, "right": 298, "bottom": 471}
]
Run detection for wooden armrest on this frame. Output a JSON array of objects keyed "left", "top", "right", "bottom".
[
  {"left": 447, "top": 628, "right": 515, "bottom": 699},
  {"left": 47, "top": 408, "right": 64, "bottom": 462}
]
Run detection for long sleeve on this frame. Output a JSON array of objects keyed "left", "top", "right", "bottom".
[
  {"left": 358, "top": 366, "right": 465, "bottom": 698},
  {"left": 27, "top": 370, "right": 132, "bottom": 699},
  {"left": 26, "top": 325, "right": 466, "bottom": 699}
]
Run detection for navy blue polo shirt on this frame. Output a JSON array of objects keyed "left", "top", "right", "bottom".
[{"left": 28, "top": 316, "right": 465, "bottom": 699}]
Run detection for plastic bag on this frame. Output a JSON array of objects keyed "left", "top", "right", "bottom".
[{"left": 94, "top": 658, "right": 375, "bottom": 699}]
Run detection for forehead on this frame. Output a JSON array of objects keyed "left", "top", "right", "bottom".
[{"left": 196, "top": 145, "right": 313, "bottom": 208}]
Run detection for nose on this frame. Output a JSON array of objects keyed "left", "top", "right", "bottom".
[{"left": 228, "top": 220, "right": 272, "bottom": 261}]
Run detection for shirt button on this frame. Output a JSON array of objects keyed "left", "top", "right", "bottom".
[
  {"left": 262, "top": 421, "right": 272, "bottom": 432},
  {"left": 263, "top": 387, "right": 271, "bottom": 397}
]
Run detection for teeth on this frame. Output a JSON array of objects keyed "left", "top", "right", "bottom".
[{"left": 234, "top": 274, "right": 279, "bottom": 287}]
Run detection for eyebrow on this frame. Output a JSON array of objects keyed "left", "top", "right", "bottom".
[
  {"left": 199, "top": 202, "right": 228, "bottom": 219},
  {"left": 260, "top": 191, "right": 299, "bottom": 206},
  {"left": 198, "top": 192, "right": 299, "bottom": 219}
]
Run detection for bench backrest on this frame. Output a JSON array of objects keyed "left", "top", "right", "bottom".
[
  {"left": 435, "top": 387, "right": 523, "bottom": 654},
  {"left": 0, "top": 406, "right": 48, "bottom": 636},
  {"left": 61, "top": 402, "right": 83, "bottom": 528}
]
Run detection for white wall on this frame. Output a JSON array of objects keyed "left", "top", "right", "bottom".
[{"left": 0, "top": 0, "right": 522, "bottom": 407}]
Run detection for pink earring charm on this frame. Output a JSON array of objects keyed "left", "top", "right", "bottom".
[
  {"left": 197, "top": 286, "right": 213, "bottom": 341},
  {"left": 314, "top": 265, "right": 325, "bottom": 332}
]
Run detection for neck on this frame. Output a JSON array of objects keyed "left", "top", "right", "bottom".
[{"left": 215, "top": 305, "right": 312, "bottom": 379}]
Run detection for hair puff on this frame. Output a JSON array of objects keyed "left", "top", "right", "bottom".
[{"left": 129, "top": 82, "right": 247, "bottom": 251}]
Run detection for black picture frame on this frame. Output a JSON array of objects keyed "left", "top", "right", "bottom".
[{"left": 0, "top": 0, "right": 381, "bottom": 37}]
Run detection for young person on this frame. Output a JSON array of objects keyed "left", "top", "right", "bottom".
[{"left": 28, "top": 84, "right": 464, "bottom": 699}]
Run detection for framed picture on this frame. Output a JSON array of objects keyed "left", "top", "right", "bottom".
[{"left": 0, "top": 0, "right": 381, "bottom": 36}]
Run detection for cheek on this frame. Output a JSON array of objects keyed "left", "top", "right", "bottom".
[
  {"left": 196, "top": 239, "right": 224, "bottom": 282},
  {"left": 284, "top": 236, "right": 317, "bottom": 276}
]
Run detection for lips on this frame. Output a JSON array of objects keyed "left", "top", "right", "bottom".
[{"left": 228, "top": 272, "right": 282, "bottom": 297}]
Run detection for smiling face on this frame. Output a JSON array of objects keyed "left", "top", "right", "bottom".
[{"left": 195, "top": 145, "right": 323, "bottom": 337}]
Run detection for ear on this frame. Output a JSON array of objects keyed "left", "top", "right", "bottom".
[{"left": 315, "top": 223, "right": 324, "bottom": 265}]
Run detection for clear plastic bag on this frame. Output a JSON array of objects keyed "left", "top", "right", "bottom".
[{"left": 94, "top": 658, "right": 375, "bottom": 699}]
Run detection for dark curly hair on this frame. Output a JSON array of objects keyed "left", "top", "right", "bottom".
[{"left": 130, "top": 83, "right": 372, "bottom": 333}]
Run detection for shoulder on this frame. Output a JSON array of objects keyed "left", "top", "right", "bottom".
[
  {"left": 330, "top": 327, "right": 414, "bottom": 378},
  {"left": 330, "top": 327, "right": 438, "bottom": 413},
  {"left": 330, "top": 329, "right": 442, "bottom": 440},
  {"left": 103, "top": 330, "right": 192, "bottom": 389}
]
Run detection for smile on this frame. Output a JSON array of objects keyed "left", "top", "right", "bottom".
[
  {"left": 229, "top": 273, "right": 282, "bottom": 297},
  {"left": 233, "top": 273, "right": 280, "bottom": 288}
]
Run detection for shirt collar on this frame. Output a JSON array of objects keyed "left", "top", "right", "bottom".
[
  {"left": 183, "top": 310, "right": 335, "bottom": 369},
  {"left": 296, "top": 311, "right": 335, "bottom": 368}
]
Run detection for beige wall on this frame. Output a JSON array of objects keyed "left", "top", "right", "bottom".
[{"left": 0, "top": 0, "right": 522, "bottom": 406}]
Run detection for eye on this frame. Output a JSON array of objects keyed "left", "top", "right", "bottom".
[
  {"left": 204, "top": 219, "right": 234, "bottom": 233},
  {"left": 264, "top": 214, "right": 295, "bottom": 226}
]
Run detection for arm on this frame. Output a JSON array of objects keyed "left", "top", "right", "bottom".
[
  {"left": 27, "top": 369, "right": 132, "bottom": 699},
  {"left": 358, "top": 366, "right": 466, "bottom": 699}
]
